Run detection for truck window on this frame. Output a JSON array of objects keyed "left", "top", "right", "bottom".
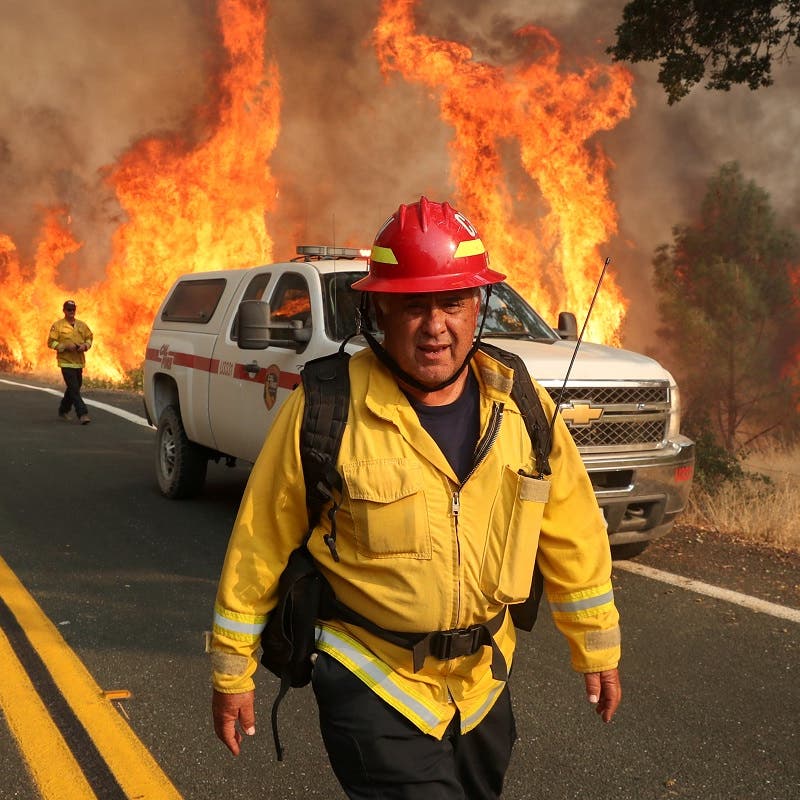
[
  {"left": 161, "top": 278, "right": 226, "bottom": 323},
  {"left": 482, "top": 283, "right": 557, "bottom": 340},
  {"left": 242, "top": 273, "right": 272, "bottom": 302},
  {"left": 322, "top": 272, "right": 370, "bottom": 341},
  {"left": 265, "top": 273, "right": 311, "bottom": 349},
  {"left": 270, "top": 274, "right": 310, "bottom": 322}
]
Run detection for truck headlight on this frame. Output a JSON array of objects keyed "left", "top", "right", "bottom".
[{"left": 668, "top": 378, "right": 681, "bottom": 439}]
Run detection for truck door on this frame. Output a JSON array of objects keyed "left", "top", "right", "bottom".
[{"left": 208, "top": 270, "right": 312, "bottom": 463}]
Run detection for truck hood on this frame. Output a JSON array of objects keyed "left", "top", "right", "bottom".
[{"left": 484, "top": 337, "right": 673, "bottom": 385}]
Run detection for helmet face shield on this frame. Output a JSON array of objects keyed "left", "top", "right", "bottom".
[{"left": 352, "top": 197, "right": 505, "bottom": 293}]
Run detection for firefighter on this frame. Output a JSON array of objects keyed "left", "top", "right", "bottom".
[
  {"left": 210, "top": 197, "right": 621, "bottom": 799},
  {"left": 48, "top": 299, "right": 93, "bottom": 425}
]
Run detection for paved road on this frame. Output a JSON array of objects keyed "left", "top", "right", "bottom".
[{"left": 1, "top": 377, "right": 798, "bottom": 799}]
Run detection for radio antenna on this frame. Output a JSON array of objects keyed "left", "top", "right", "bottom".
[{"left": 548, "top": 256, "right": 612, "bottom": 444}]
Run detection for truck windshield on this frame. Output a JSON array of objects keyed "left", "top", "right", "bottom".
[{"left": 322, "top": 272, "right": 557, "bottom": 343}]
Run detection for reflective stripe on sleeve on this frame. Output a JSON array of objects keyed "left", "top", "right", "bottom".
[
  {"left": 212, "top": 604, "right": 267, "bottom": 642},
  {"left": 548, "top": 583, "right": 615, "bottom": 618},
  {"left": 316, "top": 625, "right": 444, "bottom": 733}
]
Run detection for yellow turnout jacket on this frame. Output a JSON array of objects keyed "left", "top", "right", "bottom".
[
  {"left": 212, "top": 348, "right": 620, "bottom": 738},
  {"left": 48, "top": 317, "right": 93, "bottom": 368}
]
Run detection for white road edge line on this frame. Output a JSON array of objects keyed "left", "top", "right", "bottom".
[
  {"left": 0, "top": 378, "right": 152, "bottom": 428},
  {"left": 614, "top": 559, "right": 800, "bottom": 624}
]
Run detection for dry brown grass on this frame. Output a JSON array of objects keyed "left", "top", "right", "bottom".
[{"left": 683, "top": 442, "right": 800, "bottom": 552}]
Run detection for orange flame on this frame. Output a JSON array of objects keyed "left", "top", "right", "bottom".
[
  {"left": 1, "top": 0, "right": 636, "bottom": 386},
  {"left": 272, "top": 294, "right": 311, "bottom": 320},
  {"left": 0, "top": 210, "right": 82, "bottom": 373},
  {"left": 374, "top": 0, "right": 634, "bottom": 343},
  {"left": 0, "top": 0, "right": 280, "bottom": 382}
]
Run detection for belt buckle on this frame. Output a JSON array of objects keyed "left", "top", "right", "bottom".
[{"left": 433, "top": 626, "right": 480, "bottom": 660}]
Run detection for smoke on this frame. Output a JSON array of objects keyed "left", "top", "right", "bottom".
[
  {"left": 0, "top": 0, "right": 208, "bottom": 272},
  {"left": 265, "top": 0, "right": 452, "bottom": 253},
  {"left": 1, "top": 0, "right": 798, "bottom": 356}
]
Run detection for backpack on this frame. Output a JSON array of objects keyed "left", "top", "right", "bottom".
[{"left": 260, "top": 343, "right": 552, "bottom": 759}]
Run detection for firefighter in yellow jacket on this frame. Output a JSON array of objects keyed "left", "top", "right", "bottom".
[
  {"left": 211, "top": 198, "right": 621, "bottom": 798},
  {"left": 48, "top": 299, "right": 93, "bottom": 425}
]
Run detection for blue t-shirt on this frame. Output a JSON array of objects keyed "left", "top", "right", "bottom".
[{"left": 403, "top": 370, "right": 480, "bottom": 483}]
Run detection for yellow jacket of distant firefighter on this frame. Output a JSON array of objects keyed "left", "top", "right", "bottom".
[
  {"left": 48, "top": 318, "right": 93, "bottom": 368},
  {"left": 211, "top": 348, "right": 620, "bottom": 739}
]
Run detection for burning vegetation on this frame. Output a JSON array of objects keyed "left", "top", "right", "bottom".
[{"left": 0, "top": 0, "right": 633, "bottom": 384}]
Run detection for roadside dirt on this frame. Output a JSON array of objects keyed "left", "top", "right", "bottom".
[{"left": 629, "top": 523, "right": 800, "bottom": 610}]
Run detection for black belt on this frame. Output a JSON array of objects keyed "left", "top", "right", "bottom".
[{"left": 327, "top": 600, "right": 509, "bottom": 681}]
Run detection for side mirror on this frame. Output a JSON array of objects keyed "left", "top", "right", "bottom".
[
  {"left": 556, "top": 311, "right": 578, "bottom": 341},
  {"left": 238, "top": 300, "right": 304, "bottom": 349}
]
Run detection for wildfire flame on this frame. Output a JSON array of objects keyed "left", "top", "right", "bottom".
[
  {"left": 374, "top": 0, "right": 634, "bottom": 343},
  {"left": 0, "top": 0, "right": 634, "bottom": 386},
  {"left": 0, "top": 0, "right": 280, "bottom": 382}
]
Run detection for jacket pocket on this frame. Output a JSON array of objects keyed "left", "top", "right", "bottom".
[
  {"left": 342, "top": 459, "right": 432, "bottom": 559},
  {"left": 480, "top": 467, "right": 551, "bottom": 603}
]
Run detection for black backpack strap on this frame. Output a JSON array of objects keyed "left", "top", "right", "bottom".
[
  {"left": 262, "top": 352, "right": 350, "bottom": 761},
  {"left": 479, "top": 342, "right": 552, "bottom": 477},
  {"left": 300, "top": 351, "right": 351, "bottom": 559}
]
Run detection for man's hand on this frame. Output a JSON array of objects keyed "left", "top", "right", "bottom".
[
  {"left": 584, "top": 668, "right": 621, "bottom": 723},
  {"left": 212, "top": 689, "right": 256, "bottom": 756}
]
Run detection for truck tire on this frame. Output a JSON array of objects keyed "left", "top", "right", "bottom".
[{"left": 155, "top": 406, "right": 208, "bottom": 498}]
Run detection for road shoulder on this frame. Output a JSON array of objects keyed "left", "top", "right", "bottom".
[{"left": 633, "top": 524, "right": 800, "bottom": 610}]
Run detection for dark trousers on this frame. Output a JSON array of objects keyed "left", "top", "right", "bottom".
[
  {"left": 59, "top": 367, "right": 87, "bottom": 417},
  {"left": 312, "top": 652, "right": 517, "bottom": 800}
]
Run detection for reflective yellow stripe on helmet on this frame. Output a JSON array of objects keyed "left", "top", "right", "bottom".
[
  {"left": 370, "top": 245, "right": 398, "bottom": 264},
  {"left": 453, "top": 238, "right": 486, "bottom": 258}
]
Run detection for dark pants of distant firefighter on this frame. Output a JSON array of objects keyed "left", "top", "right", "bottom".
[
  {"left": 59, "top": 367, "right": 88, "bottom": 418},
  {"left": 312, "top": 652, "right": 517, "bottom": 800}
]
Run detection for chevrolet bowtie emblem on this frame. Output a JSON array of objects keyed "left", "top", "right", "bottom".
[{"left": 560, "top": 402, "right": 603, "bottom": 427}]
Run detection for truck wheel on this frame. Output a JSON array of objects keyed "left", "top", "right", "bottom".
[{"left": 155, "top": 406, "right": 208, "bottom": 498}]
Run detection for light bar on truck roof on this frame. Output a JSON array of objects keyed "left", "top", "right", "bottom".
[{"left": 296, "top": 245, "right": 368, "bottom": 259}]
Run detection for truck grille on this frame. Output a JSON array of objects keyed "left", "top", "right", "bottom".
[{"left": 546, "top": 383, "right": 670, "bottom": 451}]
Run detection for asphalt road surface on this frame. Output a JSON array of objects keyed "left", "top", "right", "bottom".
[{"left": 1, "top": 376, "right": 798, "bottom": 800}]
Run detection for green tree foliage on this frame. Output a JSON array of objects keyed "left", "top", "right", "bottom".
[
  {"left": 608, "top": 1, "right": 800, "bottom": 103},
  {"left": 653, "top": 162, "right": 800, "bottom": 452}
]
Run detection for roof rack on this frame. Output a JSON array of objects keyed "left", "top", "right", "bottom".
[{"left": 293, "top": 245, "right": 369, "bottom": 261}]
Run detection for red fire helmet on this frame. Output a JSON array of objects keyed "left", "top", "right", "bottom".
[{"left": 351, "top": 196, "right": 506, "bottom": 293}]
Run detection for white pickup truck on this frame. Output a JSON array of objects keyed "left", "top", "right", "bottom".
[{"left": 143, "top": 246, "right": 694, "bottom": 551}]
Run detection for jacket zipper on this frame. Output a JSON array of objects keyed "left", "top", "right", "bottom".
[
  {"left": 452, "top": 402, "right": 504, "bottom": 625},
  {"left": 452, "top": 400, "right": 505, "bottom": 530}
]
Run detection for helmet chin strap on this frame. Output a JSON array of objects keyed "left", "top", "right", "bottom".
[{"left": 358, "top": 286, "right": 493, "bottom": 394}]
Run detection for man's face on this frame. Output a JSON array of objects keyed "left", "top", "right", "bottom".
[
  {"left": 375, "top": 288, "right": 481, "bottom": 390},
  {"left": 64, "top": 305, "right": 76, "bottom": 320}
]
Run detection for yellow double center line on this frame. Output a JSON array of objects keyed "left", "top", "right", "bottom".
[{"left": 0, "top": 555, "right": 182, "bottom": 799}]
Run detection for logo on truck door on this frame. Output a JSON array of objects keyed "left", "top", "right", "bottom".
[
  {"left": 264, "top": 364, "right": 281, "bottom": 410},
  {"left": 158, "top": 344, "right": 174, "bottom": 370}
]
